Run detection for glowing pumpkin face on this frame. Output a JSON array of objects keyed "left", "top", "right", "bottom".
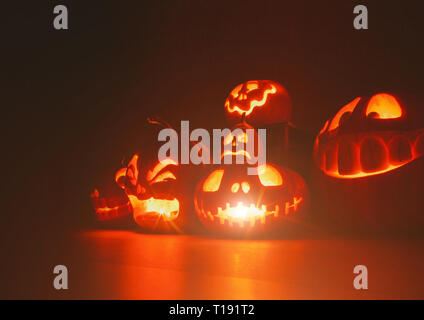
[
  {"left": 194, "top": 163, "right": 308, "bottom": 235},
  {"left": 314, "top": 93, "right": 424, "bottom": 179},
  {"left": 114, "top": 153, "right": 184, "bottom": 231},
  {"left": 225, "top": 80, "right": 292, "bottom": 126},
  {"left": 220, "top": 121, "right": 264, "bottom": 165}
]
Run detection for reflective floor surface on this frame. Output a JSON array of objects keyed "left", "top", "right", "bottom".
[{"left": 60, "top": 230, "right": 424, "bottom": 299}]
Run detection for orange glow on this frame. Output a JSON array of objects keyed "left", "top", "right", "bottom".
[
  {"left": 319, "top": 136, "right": 418, "bottom": 179},
  {"left": 130, "top": 196, "right": 179, "bottom": 221},
  {"left": 198, "top": 197, "right": 302, "bottom": 227},
  {"left": 258, "top": 164, "right": 283, "bottom": 186},
  {"left": 224, "top": 133, "right": 234, "bottom": 145},
  {"left": 146, "top": 158, "right": 178, "bottom": 182},
  {"left": 229, "top": 84, "right": 243, "bottom": 98},
  {"left": 246, "top": 82, "right": 258, "bottom": 91},
  {"left": 237, "top": 132, "right": 248, "bottom": 143},
  {"left": 221, "top": 150, "right": 252, "bottom": 160},
  {"left": 366, "top": 93, "right": 403, "bottom": 119},
  {"left": 90, "top": 189, "right": 132, "bottom": 220},
  {"left": 203, "top": 169, "right": 224, "bottom": 192},
  {"left": 223, "top": 132, "right": 248, "bottom": 145},
  {"left": 329, "top": 97, "right": 361, "bottom": 131},
  {"left": 241, "top": 182, "right": 250, "bottom": 193},
  {"left": 231, "top": 183, "right": 240, "bottom": 193},
  {"left": 324, "top": 163, "right": 408, "bottom": 179},
  {"left": 115, "top": 167, "right": 127, "bottom": 186},
  {"left": 149, "top": 171, "right": 176, "bottom": 185},
  {"left": 226, "top": 85, "right": 277, "bottom": 116},
  {"left": 319, "top": 120, "right": 329, "bottom": 135}
]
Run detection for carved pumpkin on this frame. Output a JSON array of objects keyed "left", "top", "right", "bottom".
[
  {"left": 90, "top": 188, "right": 132, "bottom": 222},
  {"left": 194, "top": 163, "right": 308, "bottom": 236},
  {"left": 314, "top": 93, "right": 424, "bottom": 178},
  {"left": 312, "top": 93, "right": 424, "bottom": 232},
  {"left": 90, "top": 117, "right": 197, "bottom": 233},
  {"left": 116, "top": 153, "right": 185, "bottom": 232},
  {"left": 225, "top": 80, "right": 292, "bottom": 126},
  {"left": 194, "top": 121, "right": 308, "bottom": 236}
]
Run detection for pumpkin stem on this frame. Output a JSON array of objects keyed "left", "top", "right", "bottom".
[{"left": 241, "top": 112, "right": 246, "bottom": 123}]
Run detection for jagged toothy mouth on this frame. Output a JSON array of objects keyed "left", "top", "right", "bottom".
[
  {"left": 199, "top": 197, "right": 302, "bottom": 227},
  {"left": 129, "top": 196, "right": 180, "bottom": 221}
]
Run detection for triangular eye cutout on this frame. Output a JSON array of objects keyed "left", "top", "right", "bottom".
[
  {"left": 146, "top": 158, "right": 178, "bottom": 183},
  {"left": 366, "top": 93, "right": 403, "bottom": 119},
  {"left": 329, "top": 97, "right": 361, "bottom": 131},
  {"left": 258, "top": 164, "right": 283, "bottom": 186},
  {"left": 149, "top": 171, "right": 176, "bottom": 184},
  {"left": 203, "top": 169, "right": 224, "bottom": 192}
]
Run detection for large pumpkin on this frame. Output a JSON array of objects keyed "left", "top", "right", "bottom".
[
  {"left": 225, "top": 80, "right": 292, "bottom": 126},
  {"left": 312, "top": 93, "right": 424, "bottom": 232},
  {"left": 194, "top": 121, "right": 308, "bottom": 236},
  {"left": 194, "top": 163, "right": 308, "bottom": 236}
]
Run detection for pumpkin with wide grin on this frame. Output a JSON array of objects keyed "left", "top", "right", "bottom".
[{"left": 194, "top": 163, "right": 308, "bottom": 234}]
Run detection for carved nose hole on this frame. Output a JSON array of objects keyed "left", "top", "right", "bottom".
[
  {"left": 241, "top": 182, "right": 250, "bottom": 194},
  {"left": 231, "top": 183, "right": 240, "bottom": 193}
]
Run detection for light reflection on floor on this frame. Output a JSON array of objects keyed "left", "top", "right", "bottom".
[{"left": 67, "top": 231, "right": 424, "bottom": 299}]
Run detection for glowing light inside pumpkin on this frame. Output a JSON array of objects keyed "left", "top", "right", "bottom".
[
  {"left": 222, "top": 202, "right": 267, "bottom": 220},
  {"left": 328, "top": 97, "right": 361, "bottom": 131},
  {"left": 149, "top": 171, "right": 176, "bottom": 185},
  {"left": 225, "top": 83, "right": 277, "bottom": 116},
  {"left": 241, "top": 181, "right": 250, "bottom": 193},
  {"left": 90, "top": 189, "right": 132, "bottom": 220},
  {"left": 231, "top": 183, "right": 240, "bottom": 193},
  {"left": 221, "top": 149, "right": 252, "bottom": 160},
  {"left": 319, "top": 133, "right": 423, "bottom": 179},
  {"left": 258, "top": 164, "right": 283, "bottom": 186},
  {"left": 129, "top": 196, "right": 179, "bottom": 221},
  {"left": 147, "top": 158, "right": 178, "bottom": 182},
  {"left": 199, "top": 197, "right": 302, "bottom": 228},
  {"left": 203, "top": 169, "right": 224, "bottom": 192},
  {"left": 366, "top": 93, "right": 403, "bottom": 119}
]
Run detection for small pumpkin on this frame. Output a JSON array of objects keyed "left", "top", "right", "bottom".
[{"left": 90, "top": 117, "right": 196, "bottom": 233}]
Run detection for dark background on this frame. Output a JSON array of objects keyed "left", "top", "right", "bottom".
[{"left": 2, "top": 0, "right": 424, "bottom": 298}]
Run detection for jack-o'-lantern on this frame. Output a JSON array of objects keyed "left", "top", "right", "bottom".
[
  {"left": 194, "top": 163, "right": 308, "bottom": 236},
  {"left": 314, "top": 93, "right": 424, "bottom": 178},
  {"left": 194, "top": 120, "right": 309, "bottom": 236},
  {"left": 90, "top": 187, "right": 133, "bottom": 223},
  {"left": 115, "top": 153, "right": 185, "bottom": 232},
  {"left": 225, "top": 80, "right": 292, "bottom": 126},
  {"left": 312, "top": 93, "right": 424, "bottom": 232},
  {"left": 90, "top": 117, "right": 197, "bottom": 233}
]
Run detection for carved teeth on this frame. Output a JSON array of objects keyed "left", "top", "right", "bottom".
[
  {"left": 338, "top": 139, "right": 358, "bottom": 175},
  {"left": 360, "top": 137, "right": 387, "bottom": 173},
  {"left": 388, "top": 135, "right": 412, "bottom": 164}
]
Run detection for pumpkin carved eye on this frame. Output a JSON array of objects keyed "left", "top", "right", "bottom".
[
  {"left": 366, "top": 93, "right": 403, "bottom": 119},
  {"left": 329, "top": 97, "right": 361, "bottom": 131},
  {"left": 241, "top": 182, "right": 250, "bottom": 193},
  {"left": 203, "top": 169, "right": 224, "bottom": 192},
  {"left": 146, "top": 158, "right": 178, "bottom": 184},
  {"left": 231, "top": 183, "right": 239, "bottom": 193},
  {"left": 245, "top": 82, "right": 258, "bottom": 92},
  {"left": 150, "top": 171, "right": 176, "bottom": 184},
  {"left": 258, "top": 164, "right": 283, "bottom": 186}
]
